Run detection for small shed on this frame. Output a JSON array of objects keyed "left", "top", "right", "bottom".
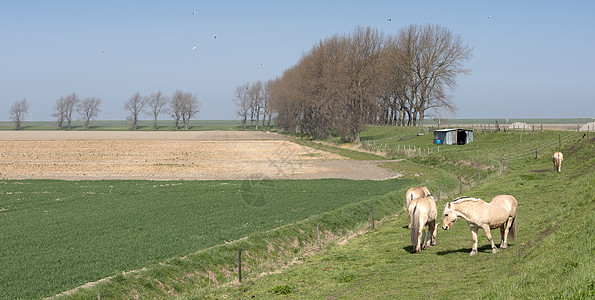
[{"left": 434, "top": 128, "right": 474, "bottom": 145}]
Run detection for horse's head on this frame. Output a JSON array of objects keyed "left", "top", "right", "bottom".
[{"left": 442, "top": 202, "right": 457, "bottom": 230}]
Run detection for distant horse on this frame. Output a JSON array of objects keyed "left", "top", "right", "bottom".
[
  {"left": 553, "top": 152, "right": 563, "bottom": 172},
  {"left": 442, "top": 195, "right": 517, "bottom": 256},
  {"left": 405, "top": 186, "right": 432, "bottom": 207},
  {"left": 408, "top": 195, "right": 437, "bottom": 253}
]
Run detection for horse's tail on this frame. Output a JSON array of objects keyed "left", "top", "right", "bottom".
[
  {"left": 508, "top": 216, "right": 516, "bottom": 241},
  {"left": 410, "top": 204, "right": 420, "bottom": 250}
]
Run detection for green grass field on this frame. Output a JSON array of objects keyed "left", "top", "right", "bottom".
[
  {"left": 0, "top": 179, "right": 418, "bottom": 299},
  {"left": 188, "top": 131, "right": 594, "bottom": 299}
]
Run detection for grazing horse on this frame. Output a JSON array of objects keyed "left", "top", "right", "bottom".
[
  {"left": 405, "top": 186, "right": 432, "bottom": 207},
  {"left": 441, "top": 195, "right": 517, "bottom": 256},
  {"left": 553, "top": 152, "right": 563, "bottom": 172},
  {"left": 408, "top": 195, "right": 437, "bottom": 253}
]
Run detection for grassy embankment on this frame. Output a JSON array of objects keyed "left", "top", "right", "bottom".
[{"left": 187, "top": 127, "right": 594, "bottom": 299}]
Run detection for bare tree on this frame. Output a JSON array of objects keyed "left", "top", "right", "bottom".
[
  {"left": 262, "top": 79, "right": 275, "bottom": 129},
  {"left": 63, "top": 92, "right": 80, "bottom": 129},
  {"left": 181, "top": 91, "right": 200, "bottom": 130},
  {"left": 233, "top": 83, "right": 251, "bottom": 130},
  {"left": 169, "top": 90, "right": 200, "bottom": 130},
  {"left": 9, "top": 98, "right": 29, "bottom": 130},
  {"left": 342, "top": 26, "right": 387, "bottom": 142},
  {"left": 77, "top": 97, "right": 101, "bottom": 129},
  {"left": 124, "top": 92, "right": 146, "bottom": 130},
  {"left": 145, "top": 91, "right": 169, "bottom": 130},
  {"left": 52, "top": 96, "right": 68, "bottom": 128},
  {"left": 247, "top": 81, "right": 263, "bottom": 129},
  {"left": 169, "top": 90, "right": 185, "bottom": 130},
  {"left": 397, "top": 24, "right": 472, "bottom": 126}
]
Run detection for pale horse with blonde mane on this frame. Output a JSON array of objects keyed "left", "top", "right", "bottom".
[
  {"left": 442, "top": 195, "right": 517, "bottom": 256},
  {"left": 408, "top": 195, "right": 437, "bottom": 253},
  {"left": 553, "top": 152, "right": 563, "bottom": 172},
  {"left": 405, "top": 186, "right": 432, "bottom": 207}
]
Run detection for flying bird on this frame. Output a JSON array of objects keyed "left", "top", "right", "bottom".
[
  {"left": 487, "top": 16, "right": 492, "bottom": 20},
  {"left": 192, "top": 46, "right": 198, "bottom": 50},
  {"left": 193, "top": 11, "right": 197, "bottom": 15},
  {"left": 212, "top": 35, "right": 217, "bottom": 39},
  {"left": 101, "top": 50, "right": 107, "bottom": 54},
  {"left": 387, "top": 17, "right": 392, "bottom": 21}
]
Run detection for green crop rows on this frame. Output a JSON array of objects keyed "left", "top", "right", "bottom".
[{"left": 0, "top": 179, "right": 414, "bottom": 299}]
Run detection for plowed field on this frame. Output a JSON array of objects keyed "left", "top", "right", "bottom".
[{"left": 0, "top": 131, "right": 400, "bottom": 180}]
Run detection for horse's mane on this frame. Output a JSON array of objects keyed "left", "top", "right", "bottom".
[{"left": 451, "top": 196, "right": 482, "bottom": 204}]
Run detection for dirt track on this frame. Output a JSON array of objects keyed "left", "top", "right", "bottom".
[{"left": 0, "top": 131, "right": 401, "bottom": 180}]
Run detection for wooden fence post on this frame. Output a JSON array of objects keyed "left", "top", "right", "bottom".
[
  {"left": 370, "top": 207, "right": 375, "bottom": 229},
  {"left": 238, "top": 248, "right": 242, "bottom": 282},
  {"left": 535, "top": 147, "right": 538, "bottom": 159}
]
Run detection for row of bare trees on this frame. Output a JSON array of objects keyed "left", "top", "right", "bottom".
[
  {"left": 47, "top": 90, "right": 199, "bottom": 130},
  {"left": 51, "top": 93, "right": 102, "bottom": 130},
  {"left": 7, "top": 90, "right": 201, "bottom": 130},
  {"left": 261, "top": 24, "right": 472, "bottom": 142},
  {"left": 233, "top": 80, "right": 274, "bottom": 130},
  {"left": 119, "top": 90, "right": 201, "bottom": 130}
]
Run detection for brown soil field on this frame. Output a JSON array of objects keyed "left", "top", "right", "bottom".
[{"left": 0, "top": 131, "right": 401, "bottom": 180}]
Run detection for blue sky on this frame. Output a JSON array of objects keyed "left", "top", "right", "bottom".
[{"left": 1, "top": 1, "right": 594, "bottom": 121}]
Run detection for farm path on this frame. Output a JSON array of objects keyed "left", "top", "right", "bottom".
[{"left": 0, "top": 131, "right": 401, "bottom": 181}]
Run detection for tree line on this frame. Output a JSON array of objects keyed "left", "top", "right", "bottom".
[
  {"left": 7, "top": 90, "right": 200, "bottom": 130},
  {"left": 233, "top": 24, "right": 472, "bottom": 142}
]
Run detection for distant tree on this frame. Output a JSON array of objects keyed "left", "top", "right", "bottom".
[
  {"left": 233, "top": 83, "right": 251, "bottom": 130},
  {"left": 77, "top": 97, "right": 101, "bottom": 129},
  {"left": 181, "top": 91, "right": 200, "bottom": 130},
  {"left": 262, "top": 79, "right": 275, "bottom": 129},
  {"left": 63, "top": 92, "right": 80, "bottom": 129},
  {"left": 169, "top": 90, "right": 185, "bottom": 130},
  {"left": 247, "top": 81, "right": 264, "bottom": 129},
  {"left": 395, "top": 24, "right": 472, "bottom": 126},
  {"left": 52, "top": 96, "right": 68, "bottom": 128},
  {"left": 124, "top": 92, "right": 146, "bottom": 130},
  {"left": 145, "top": 91, "right": 169, "bottom": 130},
  {"left": 9, "top": 98, "right": 29, "bottom": 130}
]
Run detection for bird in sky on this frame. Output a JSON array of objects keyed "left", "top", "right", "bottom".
[
  {"left": 193, "top": 11, "right": 197, "bottom": 15},
  {"left": 101, "top": 50, "right": 107, "bottom": 54},
  {"left": 488, "top": 16, "right": 492, "bottom": 20},
  {"left": 192, "top": 46, "right": 198, "bottom": 50},
  {"left": 387, "top": 17, "right": 392, "bottom": 21},
  {"left": 212, "top": 35, "right": 217, "bottom": 39}
]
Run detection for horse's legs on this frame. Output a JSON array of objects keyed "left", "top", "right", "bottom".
[
  {"left": 415, "top": 227, "right": 423, "bottom": 253},
  {"left": 429, "top": 220, "right": 437, "bottom": 246},
  {"left": 499, "top": 226, "right": 506, "bottom": 248},
  {"left": 501, "top": 217, "right": 514, "bottom": 249},
  {"left": 470, "top": 226, "right": 479, "bottom": 256},
  {"left": 482, "top": 225, "right": 498, "bottom": 253}
]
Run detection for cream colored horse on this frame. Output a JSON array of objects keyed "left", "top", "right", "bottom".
[
  {"left": 442, "top": 195, "right": 517, "bottom": 256},
  {"left": 405, "top": 186, "right": 432, "bottom": 207},
  {"left": 408, "top": 195, "right": 437, "bottom": 253},
  {"left": 553, "top": 152, "right": 563, "bottom": 172}
]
